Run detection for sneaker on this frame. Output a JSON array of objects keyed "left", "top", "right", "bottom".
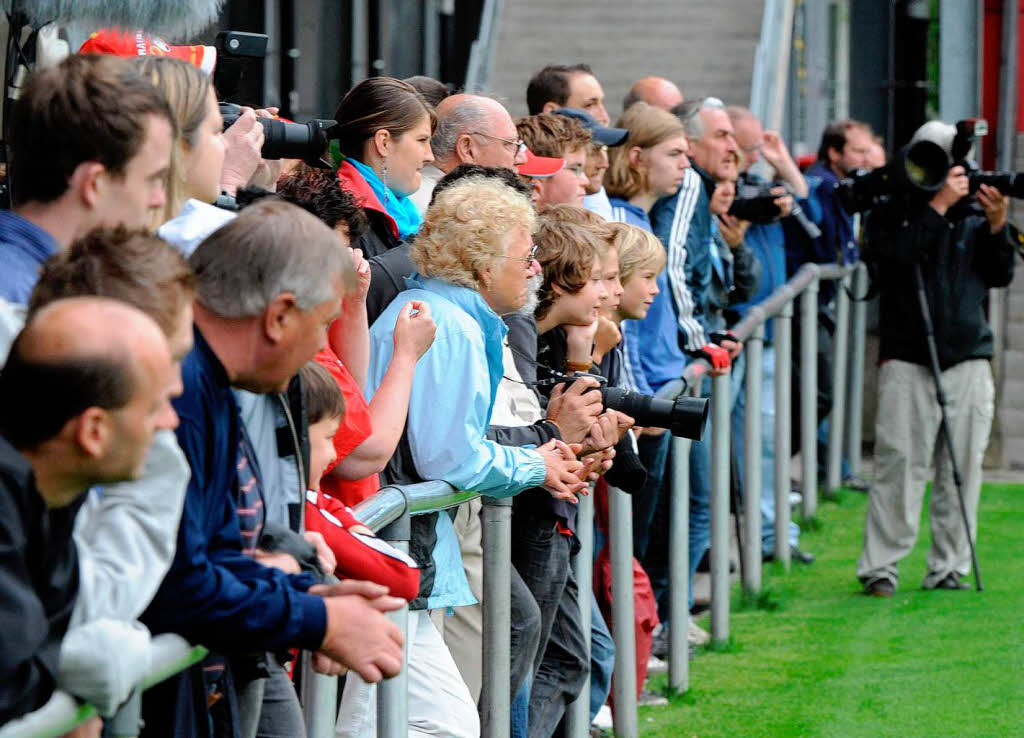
[
  {"left": 842, "top": 474, "right": 871, "bottom": 492},
  {"left": 638, "top": 688, "right": 669, "bottom": 706},
  {"left": 932, "top": 572, "right": 970, "bottom": 590},
  {"left": 687, "top": 618, "right": 711, "bottom": 646},
  {"left": 791, "top": 546, "right": 816, "bottom": 565},
  {"left": 647, "top": 654, "right": 668, "bottom": 674},
  {"left": 592, "top": 704, "right": 613, "bottom": 730},
  {"left": 864, "top": 577, "right": 895, "bottom": 597},
  {"left": 763, "top": 546, "right": 815, "bottom": 565},
  {"left": 650, "top": 623, "right": 668, "bottom": 660}
]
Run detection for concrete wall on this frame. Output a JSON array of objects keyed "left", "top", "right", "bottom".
[{"left": 488, "top": 0, "right": 765, "bottom": 119}]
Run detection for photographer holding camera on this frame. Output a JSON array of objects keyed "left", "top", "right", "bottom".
[{"left": 857, "top": 121, "right": 1014, "bottom": 597}]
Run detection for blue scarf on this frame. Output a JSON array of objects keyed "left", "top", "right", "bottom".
[{"left": 347, "top": 157, "right": 423, "bottom": 239}]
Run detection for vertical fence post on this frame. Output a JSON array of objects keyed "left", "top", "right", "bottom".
[
  {"left": 845, "top": 263, "right": 867, "bottom": 477},
  {"left": 375, "top": 512, "right": 410, "bottom": 738},
  {"left": 668, "top": 435, "right": 692, "bottom": 693},
  {"left": 480, "top": 496, "right": 512, "bottom": 738},
  {"left": 799, "top": 278, "right": 819, "bottom": 520},
  {"left": 742, "top": 324, "right": 765, "bottom": 595},
  {"left": 826, "top": 270, "right": 851, "bottom": 496},
  {"left": 565, "top": 488, "right": 594, "bottom": 738},
  {"left": 774, "top": 300, "right": 793, "bottom": 568},
  {"left": 709, "top": 373, "right": 731, "bottom": 644},
  {"left": 300, "top": 661, "right": 339, "bottom": 738},
  {"left": 608, "top": 484, "right": 637, "bottom": 738}
]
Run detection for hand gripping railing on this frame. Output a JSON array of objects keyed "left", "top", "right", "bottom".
[
  {"left": 310, "top": 261, "right": 868, "bottom": 738},
  {"left": 295, "top": 480, "right": 507, "bottom": 738},
  {"left": 633, "top": 261, "right": 865, "bottom": 701},
  {"left": 0, "top": 634, "right": 208, "bottom": 738}
]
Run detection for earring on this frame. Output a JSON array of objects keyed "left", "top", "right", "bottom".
[{"left": 381, "top": 157, "right": 390, "bottom": 205}]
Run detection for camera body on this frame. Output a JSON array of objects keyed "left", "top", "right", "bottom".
[
  {"left": 952, "top": 118, "right": 1024, "bottom": 198},
  {"left": 728, "top": 189, "right": 781, "bottom": 224},
  {"left": 215, "top": 31, "right": 339, "bottom": 168}
]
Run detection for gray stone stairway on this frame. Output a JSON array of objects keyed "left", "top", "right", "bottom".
[{"left": 488, "top": 0, "right": 765, "bottom": 117}]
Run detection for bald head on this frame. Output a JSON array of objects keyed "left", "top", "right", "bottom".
[
  {"left": 20, "top": 297, "right": 166, "bottom": 364},
  {"left": 624, "top": 77, "right": 684, "bottom": 112},
  {"left": 0, "top": 297, "right": 176, "bottom": 503},
  {"left": 432, "top": 94, "right": 523, "bottom": 170}
]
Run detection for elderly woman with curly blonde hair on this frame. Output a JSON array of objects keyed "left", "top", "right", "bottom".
[{"left": 338, "top": 176, "right": 587, "bottom": 737}]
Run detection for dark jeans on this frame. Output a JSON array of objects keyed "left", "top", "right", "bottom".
[
  {"left": 639, "top": 376, "right": 713, "bottom": 621},
  {"left": 635, "top": 431, "right": 672, "bottom": 623},
  {"left": 511, "top": 508, "right": 589, "bottom": 738},
  {"left": 632, "top": 431, "right": 672, "bottom": 561},
  {"left": 254, "top": 659, "right": 305, "bottom": 738}
]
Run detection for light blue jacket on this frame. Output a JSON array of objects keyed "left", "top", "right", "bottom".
[{"left": 366, "top": 276, "right": 547, "bottom": 609}]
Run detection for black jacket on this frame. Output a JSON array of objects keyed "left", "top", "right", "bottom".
[
  {"left": 867, "top": 202, "right": 1015, "bottom": 370},
  {"left": 0, "top": 435, "right": 79, "bottom": 724},
  {"left": 355, "top": 208, "right": 404, "bottom": 261},
  {"left": 366, "top": 243, "right": 415, "bottom": 327}
]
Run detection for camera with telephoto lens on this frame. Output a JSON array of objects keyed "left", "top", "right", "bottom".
[
  {"left": 952, "top": 118, "right": 1024, "bottom": 199},
  {"left": 728, "top": 190, "right": 781, "bottom": 224},
  {"left": 564, "top": 372, "right": 709, "bottom": 441},
  {"left": 219, "top": 102, "right": 339, "bottom": 167},
  {"left": 836, "top": 139, "right": 951, "bottom": 215},
  {"left": 215, "top": 31, "right": 339, "bottom": 167},
  {"left": 731, "top": 175, "right": 822, "bottom": 238}
]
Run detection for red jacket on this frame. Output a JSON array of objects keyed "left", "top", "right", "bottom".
[{"left": 304, "top": 488, "right": 420, "bottom": 601}]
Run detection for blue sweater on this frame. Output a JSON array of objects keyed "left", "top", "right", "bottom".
[
  {"left": 142, "top": 328, "right": 326, "bottom": 651},
  {"left": 0, "top": 210, "right": 59, "bottom": 305},
  {"left": 608, "top": 197, "right": 689, "bottom": 394}
]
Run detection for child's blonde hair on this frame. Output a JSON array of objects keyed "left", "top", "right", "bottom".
[{"left": 611, "top": 223, "right": 666, "bottom": 283}]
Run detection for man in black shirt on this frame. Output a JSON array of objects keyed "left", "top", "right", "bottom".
[
  {"left": 857, "top": 121, "right": 1014, "bottom": 596},
  {"left": 0, "top": 297, "right": 178, "bottom": 724}
]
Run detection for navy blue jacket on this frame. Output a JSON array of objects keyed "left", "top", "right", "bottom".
[{"left": 140, "top": 328, "right": 325, "bottom": 735}]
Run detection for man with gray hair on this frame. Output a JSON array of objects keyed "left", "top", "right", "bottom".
[
  {"left": 409, "top": 93, "right": 528, "bottom": 213},
  {"left": 140, "top": 200, "right": 407, "bottom": 736}
]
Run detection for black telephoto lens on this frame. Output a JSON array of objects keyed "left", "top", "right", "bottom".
[{"left": 598, "top": 386, "right": 709, "bottom": 440}]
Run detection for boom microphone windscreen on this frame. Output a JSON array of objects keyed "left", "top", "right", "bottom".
[{"left": 3, "top": 0, "right": 226, "bottom": 40}]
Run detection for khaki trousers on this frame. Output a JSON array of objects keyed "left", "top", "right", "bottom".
[{"left": 857, "top": 359, "right": 994, "bottom": 589}]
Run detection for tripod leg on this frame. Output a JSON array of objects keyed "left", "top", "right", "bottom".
[{"left": 912, "top": 265, "right": 983, "bottom": 591}]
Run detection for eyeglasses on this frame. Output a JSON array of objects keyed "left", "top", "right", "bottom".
[
  {"left": 499, "top": 243, "right": 539, "bottom": 267},
  {"left": 467, "top": 131, "right": 527, "bottom": 157},
  {"left": 565, "top": 163, "right": 587, "bottom": 178}
]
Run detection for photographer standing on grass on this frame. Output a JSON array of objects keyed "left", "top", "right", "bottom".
[{"left": 857, "top": 121, "right": 1014, "bottom": 597}]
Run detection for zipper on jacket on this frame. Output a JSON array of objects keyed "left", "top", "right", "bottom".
[{"left": 277, "top": 393, "right": 306, "bottom": 532}]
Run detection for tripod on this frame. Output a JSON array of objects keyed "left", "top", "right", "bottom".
[{"left": 911, "top": 262, "right": 983, "bottom": 592}]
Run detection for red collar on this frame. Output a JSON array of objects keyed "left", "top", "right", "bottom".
[{"left": 335, "top": 160, "right": 399, "bottom": 239}]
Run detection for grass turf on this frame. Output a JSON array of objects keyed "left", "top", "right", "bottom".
[{"left": 637, "top": 483, "right": 1024, "bottom": 737}]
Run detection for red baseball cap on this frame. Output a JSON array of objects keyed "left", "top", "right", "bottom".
[
  {"left": 79, "top": 29, "right": 217, "bottom": 75},
  {"left": 518, "top": 149, "right": 565, "bottom": 178}
]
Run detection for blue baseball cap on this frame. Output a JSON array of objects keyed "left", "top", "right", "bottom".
[{"left": 554, "top": 107, "right": 629, "bottom": 146}]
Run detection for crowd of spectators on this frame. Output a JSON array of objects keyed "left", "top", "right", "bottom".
[{"left": 0, "top": 28, "right": 1011, "bottom": 738}]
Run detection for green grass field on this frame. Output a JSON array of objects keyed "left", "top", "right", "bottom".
[{"left": 638, "top": 483, "right": 1024, "bottom": 738}]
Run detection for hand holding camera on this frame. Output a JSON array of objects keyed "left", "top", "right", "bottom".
[
  {"left": 219, "top": 106, "right": 265, "bottom": 195},
  {"left": 929, "top": 165, "right": 969, "bottom": 216}
]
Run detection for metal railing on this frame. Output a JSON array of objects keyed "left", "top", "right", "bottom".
[
  {"left": 303, "top": 260, "right": 869, "bottom": 738},
  {"left": 0, "top": 261, "right": 867, "bottom": 737},
  {"left": 0, "top": 634, "right": 207, "bottom": 738}
]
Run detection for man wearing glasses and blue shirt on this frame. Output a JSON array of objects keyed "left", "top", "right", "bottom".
[{"left": 409, "top": 93, "right": 529, "bottom": 214}]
